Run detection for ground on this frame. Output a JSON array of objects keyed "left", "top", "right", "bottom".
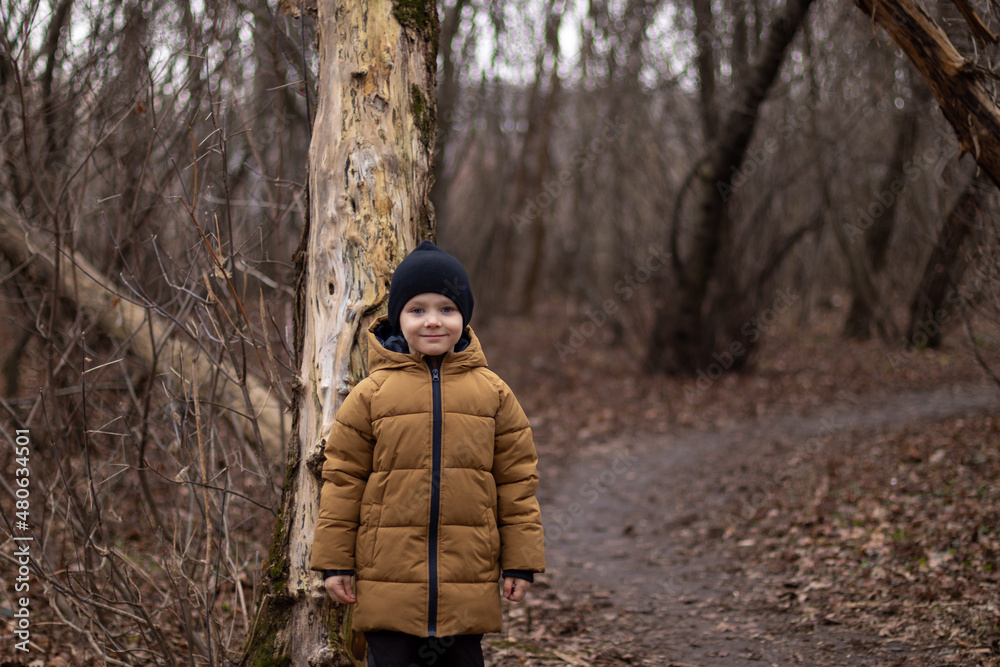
[{"left": 476, "top": 305, "right": 1000, "bottom": 667}]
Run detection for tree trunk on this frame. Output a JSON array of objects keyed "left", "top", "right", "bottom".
[
  {"left": 842, "top": 102, "right": 919, "bottom": 340},
  {"left": 731, "top": 0, "right": 749, "bottom": 80},
  {"left": 692, "top": 0, "right": 718, "bottom": 139},
  {"left": 852, "top": 0, "right": 1000, "bottom": 188},
  {"left": 517, "top": 0, "right": 564, "bottom": 315},
  {"left": 647, "top": 0, "right": 815, "bottom": 374},
  {"left": 488, "top": 0, "right": 562, "bottom": 316},
  {"left": 905, "top": 168, "right": 987, "bottom": 347},
  {"left": 241, "top": 0, "right": 438, "bottom": 665},
  {"left": 429, "top": 0, "right": 470, "bottom": 226}
]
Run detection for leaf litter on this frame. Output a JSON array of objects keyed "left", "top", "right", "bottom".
[{"left": 479, "top": 305, "right": 1000, "bottom": 666}]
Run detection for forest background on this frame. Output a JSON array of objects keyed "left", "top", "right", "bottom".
[{"left": 1, "top": 0, "right": 999, "bottom": 665}]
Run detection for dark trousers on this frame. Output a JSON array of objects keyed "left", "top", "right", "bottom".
[{"left": 365, "top": 630, "right": 485, "bottom": 667}]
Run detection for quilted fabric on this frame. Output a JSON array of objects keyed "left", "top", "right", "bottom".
[{"left": 311, "top": 317, "right": 545, "bottom": 637}]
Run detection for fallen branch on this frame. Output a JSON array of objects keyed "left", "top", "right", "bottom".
[{"left": 0, "top": 202, "right": 285, "bottom": 456}]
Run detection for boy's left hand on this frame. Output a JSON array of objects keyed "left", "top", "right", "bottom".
[{"left": 502, "top": 577, "right": 531, "bottom": 602}]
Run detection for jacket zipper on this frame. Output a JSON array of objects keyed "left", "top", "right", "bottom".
[{"left": 426, "top": 357, "right": 443, "bottom": 637}]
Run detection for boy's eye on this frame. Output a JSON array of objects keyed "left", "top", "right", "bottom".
[
  {"left": 441, "top": 307, "right": 454, "bottom": 313},
  {"left": 409, "top": 308, "right": 423, "bottom": 314}
]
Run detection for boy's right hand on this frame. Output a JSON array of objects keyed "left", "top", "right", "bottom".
[{"left": 324, "top": 575, "right": 356, "bottom": 605}]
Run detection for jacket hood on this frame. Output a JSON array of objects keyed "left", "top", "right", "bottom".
[{"left": 367, "top": 316, "right": 487, "bottom": 373}]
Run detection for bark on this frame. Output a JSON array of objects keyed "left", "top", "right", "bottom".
[
  {"left": 852, "top": 0, "right": 1000, "bottom": 188},
  {"left": 0, "top": 202, "right": 284, "bottom": 453},
  {"left": 905, "top": 169, "right": 987, "bottom": 347},
  {"left": 241, "top": 0, "right": 437, "bottom": 664},
  {"left": 648, "top": 0, "right": 816, "bottom": 374}
]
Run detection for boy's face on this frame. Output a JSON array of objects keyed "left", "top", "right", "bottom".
[{"left": 399, "top": 292, "right": 463, "bottom": 356}]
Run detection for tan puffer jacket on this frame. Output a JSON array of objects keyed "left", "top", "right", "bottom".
[{"left": 311, "top": 318, "right": 545, "bottom": 637}]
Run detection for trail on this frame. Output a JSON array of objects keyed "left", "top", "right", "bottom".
[{"left": 531, "top": 383, "right": 998, "bottom": 666}]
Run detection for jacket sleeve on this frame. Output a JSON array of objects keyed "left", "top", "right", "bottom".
[
  {"left": 310, "top": 379, "right": 376, "bottom": 572},
  {"left": 491, "top": 380, "right": 545, "bottom": 573}
]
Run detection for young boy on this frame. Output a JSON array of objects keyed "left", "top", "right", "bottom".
[{"left": 311, "top": 241, "right": 545, "bottom": 667}]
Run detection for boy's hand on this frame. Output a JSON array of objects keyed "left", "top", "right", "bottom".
[
  {"left": 324, "top": 575, "right": 356, "bottom": 605},
  {"left": 502, "top": 576, "right": 531, "bottom": 602}
]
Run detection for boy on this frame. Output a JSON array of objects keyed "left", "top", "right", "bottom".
[{"left": 311, "top": 241, "right": 545, "bottom": 667}]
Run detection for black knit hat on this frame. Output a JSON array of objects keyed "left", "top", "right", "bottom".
[{"left": 387, "top": 240, "right": 474, "bottom": 331}]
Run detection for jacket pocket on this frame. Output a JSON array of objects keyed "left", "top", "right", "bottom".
[{"left": 357, "top": 503, "right": 382, "bottom": 572}]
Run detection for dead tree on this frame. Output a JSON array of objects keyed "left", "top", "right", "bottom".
[{"left": 241, "top": 0, "right": 438, "bottom": 664}]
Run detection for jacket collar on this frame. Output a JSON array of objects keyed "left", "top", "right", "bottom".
[{"left": 366, "top": 316, "right": 488, "bottom": 374}]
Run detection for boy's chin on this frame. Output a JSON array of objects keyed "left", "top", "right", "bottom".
[
  {"left": 413, "top": 345, "right": 451, "bottom": 356},
  {"left": 409, "top": 338, "right": 457, "bottom": 355}
]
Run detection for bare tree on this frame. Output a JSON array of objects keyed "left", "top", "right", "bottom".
[{"left": 647, "top": 0, "right": 816, "bottom": 375}]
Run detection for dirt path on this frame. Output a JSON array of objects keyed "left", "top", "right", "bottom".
[{"left": 497, "top": 383, "right": 999, "bottom": 666}]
